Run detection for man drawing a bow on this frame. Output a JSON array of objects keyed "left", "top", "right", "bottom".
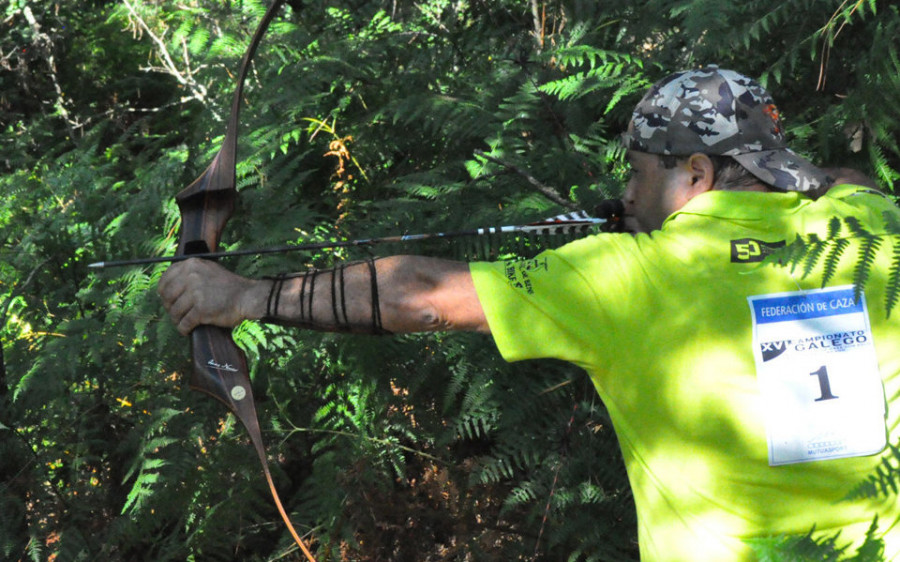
[{"left": 160, "top": 66, "right": 900, "bottom": 560}]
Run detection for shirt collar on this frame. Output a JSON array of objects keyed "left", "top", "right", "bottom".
[
  {"left": 662, "top": 190, "right": 805, "bottom": 228},
  {"left": 660, "top": 184, "right": 879, "bottom": 228}
]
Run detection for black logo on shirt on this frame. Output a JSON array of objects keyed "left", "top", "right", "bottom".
[
  {"left": 730, "top": 238, "right": 786, "bottom": 263},
  {"left": 504, "top": 258, "right": 548, "bottom": 295}
]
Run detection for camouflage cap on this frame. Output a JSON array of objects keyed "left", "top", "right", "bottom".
[{"left": 621, "top": 65, "right": 829, "bottom": 192}]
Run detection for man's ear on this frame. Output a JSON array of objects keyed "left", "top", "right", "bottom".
[{"left": 685, "top": 153, "right": 715, "bottom": 194}]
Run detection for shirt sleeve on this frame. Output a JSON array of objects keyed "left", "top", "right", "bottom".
[{"left": 469, "top": 234, "right": 638, "bottom": 369}]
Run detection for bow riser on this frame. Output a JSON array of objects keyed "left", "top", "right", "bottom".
[
  {"left": 176, "top": 157, "right": 237, "bottom": 256},
  {"left": 169, "top": 1, "right": 317, "bottom": 559},
  {"left": 189, "top": 326, "right": 252, "bottom": 414}
]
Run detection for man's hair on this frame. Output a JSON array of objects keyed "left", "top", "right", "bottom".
[{"left": 658, "top": 154, "right": 777, "bottom": 191}]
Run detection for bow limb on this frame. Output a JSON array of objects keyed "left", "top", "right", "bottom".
[{"left": 173, "top": 2, "right": 316, "bottom": 559}]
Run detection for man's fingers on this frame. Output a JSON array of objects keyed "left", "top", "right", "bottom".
[
  {"left": 158, "top": 259, "right": 205, "bottom": 332},
  {"left": 166, "top": 292, "right": 195, "bottom": 334},
  {"left": 157, "top": 257, "right": 253, "bottom": 332},
  {"left": 158, "top": 260, "right": 191, "bottom": 306},
  {"left": 176, "top": 305, "right": 200, "bottom": 336}
]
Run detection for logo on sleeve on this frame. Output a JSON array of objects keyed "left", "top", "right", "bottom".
[
  {"left": 504, "top": 258, "right": 548, "bottom": 295},
  {"left": 730, "top": 238, "right": 786, "bottom": 263}
]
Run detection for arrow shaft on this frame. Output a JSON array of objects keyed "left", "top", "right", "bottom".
[{"left": 89, "top": 215, "right": 614, "bottom": 269}]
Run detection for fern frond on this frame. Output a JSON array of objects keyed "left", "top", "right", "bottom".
[
  {"left": 847, "top": 442, "right": 900, "bottom": 500},
  {"left": 841, "top": 217, "right": 884, "bottom": 299},
  {"left": 827, "top": 216, "right": 844, "bottom": 239},
  {"left": 122, "top": 457, "right": 167, "bottom": 514},
  {"left": 853, "top": 234, "right": 883, "bottom": 300},
  {"left": 800, "top": 233, "right": 827, "bottom": 279},
  {"left": 886, "top": 238, "right": 900, "bottom": 317},
  {"left": 821, "top": 237, "right": 850, "bottom": 288}
]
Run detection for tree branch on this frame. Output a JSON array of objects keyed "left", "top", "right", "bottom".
[
  {"left": 474, "top": 149, "right": 576, "bottom": 210},
  {"left": 22, "top": 5, "right": 81, "bottom": 139},
  {"left": 121, "top": 0, "right": 220, "bottom": 121}
]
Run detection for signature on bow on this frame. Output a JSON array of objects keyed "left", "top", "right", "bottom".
[{"left": 207, "top": 359, "right": 239, "bottom": 372}]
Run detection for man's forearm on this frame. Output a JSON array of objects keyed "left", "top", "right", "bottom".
[
  {"left": 258, "top": 258, "right": 391, "bottom": 333},
  {"left": 159, "top": 255, "right": 488, "bottom": 336},
  {"left": 261, "top": 255, "right": 488, "bottom": 334}
]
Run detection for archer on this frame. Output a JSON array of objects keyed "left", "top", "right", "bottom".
[{"left": 160, "top": 66, "right": 900, "bottom": 561}]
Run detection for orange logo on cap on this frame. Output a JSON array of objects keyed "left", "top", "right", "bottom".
[{"left": 764, "top": 104, "right": 782, "bottom": 134}]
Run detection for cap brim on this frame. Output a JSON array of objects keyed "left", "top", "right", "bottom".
[{"left": 732, "top": 149, "right": 830, "bottom": 192}]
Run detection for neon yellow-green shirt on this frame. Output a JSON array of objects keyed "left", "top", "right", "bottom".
[{"left": 470, "top": 185, "right": 900, "bottom": 561}]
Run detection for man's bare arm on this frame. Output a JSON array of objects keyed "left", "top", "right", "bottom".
[{"left": 158, "top": 256, "right": 489, "bottom": 336}]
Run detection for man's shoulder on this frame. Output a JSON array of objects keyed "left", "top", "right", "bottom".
[
  {"left": 824, "top": 183, "right": 890, "bottom": 199},
  {"left": 819, "top": 184, "right": 899, "bottom": 225}
]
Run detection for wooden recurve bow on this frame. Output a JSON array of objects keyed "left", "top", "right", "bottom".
[{"left": 173, "top": 1, "right": 316, "bottom": 559}]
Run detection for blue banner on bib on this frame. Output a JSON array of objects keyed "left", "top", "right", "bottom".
[{"left": 751, "top": 287, "right": 863, "bottom": 325}]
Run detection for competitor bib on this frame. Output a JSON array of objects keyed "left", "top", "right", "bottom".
[{"left": 748, "top": 286, "right": 886, "bottom": 466}]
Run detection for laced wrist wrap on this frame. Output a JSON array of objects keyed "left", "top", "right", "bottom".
[{"left": 262, "top": 258, "right": 390, "bottom": 335}]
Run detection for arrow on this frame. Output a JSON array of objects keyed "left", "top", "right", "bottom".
[{"left": 89, "top": 202, "right": 624, "bottom": 269}]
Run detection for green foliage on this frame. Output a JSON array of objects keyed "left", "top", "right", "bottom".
[
  {"left": 1, "top": 0, "right": 899, "bottom": 560},
  {"left": 747, "top": 518, "right": 885, "bottom": 562},
  {"left": 776, "top": 212, "right": 900, "bottom": 315},
  {"left": 848, "top": 442, "right": 900, "bottom": 500}
]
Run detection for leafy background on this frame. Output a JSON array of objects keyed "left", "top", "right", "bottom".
[{"left": 1, "top": 0, "right": 897, "bottom": 560}]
